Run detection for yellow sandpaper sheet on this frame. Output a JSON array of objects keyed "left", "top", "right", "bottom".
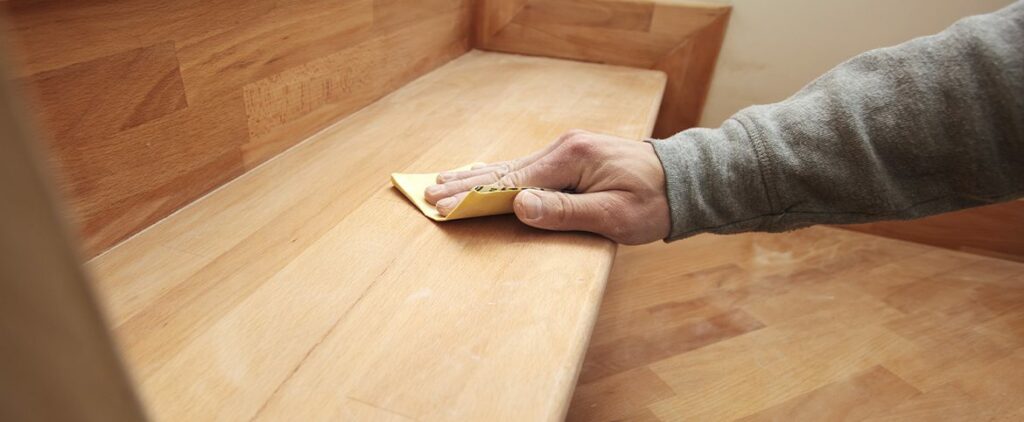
[{"left": 391, "top": 165, "right": 539, "bottom": 221}]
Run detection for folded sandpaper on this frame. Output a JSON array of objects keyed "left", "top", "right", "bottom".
[{"left": 390, "top": 164, "right": 542, "bottom": 221}]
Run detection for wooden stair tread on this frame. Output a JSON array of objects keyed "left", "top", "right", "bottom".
[
  {"left": 88, "top": 50, "right": 666, "bottom": 420},
  {"left": 568, "top": 227, "right": 1024, "bottom": 420}
]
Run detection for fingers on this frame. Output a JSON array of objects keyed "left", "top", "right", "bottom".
[
  {"left": 430, "top": 141, "right": 583, "bottom": 206},
  {"left": 435, "top": 130, "right": 585, "bottom": 184},
  {"left": 425, "top": 171, "right": 503, "bottom": 204},
  {"left": 428, "top": 129, "right": 595, "bottom": 214},
  {"left": 436, "top": 159, "right": 518, "bottom": 185},
  {"left": 435, "top": 191, "right": 469, "bottom": 216},
  {"left": 432, "top": 153, "right": 583, "bottom": 215},
  {"left": 436, "top": 164, "right": 507, "bottom": 184},
  {"left": 513, "top": 190, "right": 627, "bottom": 241},
  {"left": 432, "top": 156, "right": 579, "bottom": 215},
  {"left": 496, "top": 157, "right": 581, "bottom": 191},
  {"left": 429, "top": 148, "right": 574, "bottom": 204}
]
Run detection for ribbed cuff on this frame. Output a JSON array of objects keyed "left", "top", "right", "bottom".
[{"left": 645, "top": 118, "right": 774, "bottom": 241}]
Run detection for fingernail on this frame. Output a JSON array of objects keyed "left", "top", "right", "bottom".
[
  {"left": 436, "top": 173, "right": 452, "bottom": 183},
  {"left": 520, "top": 191, "right": 543, "bottom": 220},
  {"left": 437, "top": 196, "right": 456, "bottom": 212},
  {"left": 425, "top": 185, "right": 442, "bottom": 196}
]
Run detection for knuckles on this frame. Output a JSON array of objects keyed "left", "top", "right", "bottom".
[
  {"left": 558, "top": 129, "right": 590, "bottom": 144},
  {"left": 560, "top": 132, "right": 599, "bottom": 159},
  {"left": 496, "top": 161, "right": 515, "bottom": 174},
  {"left": 550, "top": 192, "right": 574, "bottom": 225},
  {"left": 498, "top": 172, "right": 521, "bottom": 187},
  {"left": 488, "top": 170, "right": 505, "bottom": 183}
]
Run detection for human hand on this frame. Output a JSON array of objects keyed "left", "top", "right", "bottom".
[{"left": 424, "top": 130, "right": 671, "bottom": 244}]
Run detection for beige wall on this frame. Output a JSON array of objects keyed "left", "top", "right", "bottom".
[{"left": 698, "top": 0, "right": 1015, "bottom": 126}]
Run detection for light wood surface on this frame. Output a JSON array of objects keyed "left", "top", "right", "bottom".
[
  {"left": 0, "top": 48, "right": 146, "bottom": 421},
  {"left": 89, "top": 51, "right": 666, "bottom": 421},
  {"left": 3, "top": 0, "right": 472, "bottom": 257},
  {"left": 841, "top": 200, "right": 1024, "bottom": 263},
  {"left": 567, "top": 226, "right": 1024, "bottom": 421},
  {"left": 474, "top": 0, "right": 730, "bottom": 138}
]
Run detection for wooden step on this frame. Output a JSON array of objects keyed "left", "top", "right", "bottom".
[
  {"left": 568, "top": 227, "right": 1024, "bottom": 420},
  {"left": 88, "top": 50, "right": 666, "bottom": 420}
]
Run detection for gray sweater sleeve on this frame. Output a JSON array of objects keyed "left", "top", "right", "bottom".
[{"left": 649, "top": 1, "right": 1024, "bottom": 241}]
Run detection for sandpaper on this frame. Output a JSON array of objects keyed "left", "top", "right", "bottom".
[{"left": 391, "top": 165, "right": 542, "bottom": 221}]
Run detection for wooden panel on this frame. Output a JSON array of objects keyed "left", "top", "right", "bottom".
[
  {"left": 474, "top": 0, "right": 730, "bottom": 138},
  {"left": 0, "top": 48, "right": 146, "bottom": 422},
  {"left": 567, "top": 227, "right": 1024, "bottom": 420},
  {"left": 3, "top": 0, "right": 473, "bottom": 257},
  {"left": 473, "top": 0, "right": 529, "bottom": 45},
  {"left": 89, "top": 51, "right": 667, "bottom": 420},
  {"left": 841, "top": 200, "right": 1024, "bottom": 262}
]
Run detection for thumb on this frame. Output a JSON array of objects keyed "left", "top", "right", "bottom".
[{"left": 513, "top": 190, "right": 623, "bottom": 238}]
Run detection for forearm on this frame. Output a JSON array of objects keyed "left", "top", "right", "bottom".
[{"left": 651, "top": 1, "right": 1024, "bottom": 241}]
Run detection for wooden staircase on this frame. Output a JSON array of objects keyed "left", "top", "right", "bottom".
[
  {"left": 6, "top": 1, "right": 1018, "bottom": 421},
  {"left": 88, "top": 51, "right": 665, "bottom": 420}
]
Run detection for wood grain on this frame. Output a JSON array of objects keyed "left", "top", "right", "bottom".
[
  {"left": 3, "top": 0, "right": 473, "bottom": 257},
  {"left": 88, "top": 51, "right": 667, "bottom": 421},
  {"left": 474, "top": 0, "right": 730, "bottom": 138},
  {"left": 567, "top": 227, "right": 1024, "bottom": 421},
  {"left": 841, "top": 200, "right": 1024, "bottom": 262},
  {"left": 0, "top": 47, "right": 146, "bottom": 422}
]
